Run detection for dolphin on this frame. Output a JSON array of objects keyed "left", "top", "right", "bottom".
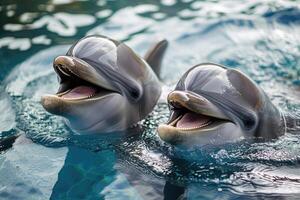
[
  {"left": 41, "top": 35, "right": 168, "bottom": 134},
  {"left": 157, "top": 63, "right": 287, "bottom": 146}
]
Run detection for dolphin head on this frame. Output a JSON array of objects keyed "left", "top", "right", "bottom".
[
  {"left": 41, "top": 35, "right": 161, "bottom": 134},
  {"left": 158, "top": 63, "right": 284, "bottom": 146}
]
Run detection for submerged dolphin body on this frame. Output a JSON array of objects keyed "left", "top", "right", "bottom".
[
  {"left": 158, "top": 63, "right": 287, "bottom": 146},
  {"left": 41, "top": 35, "right": 168, "bottom": 134}
]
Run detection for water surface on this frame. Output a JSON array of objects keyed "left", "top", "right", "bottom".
[{"left": 1, "top": 0, "right": 300, "bottom": 199}]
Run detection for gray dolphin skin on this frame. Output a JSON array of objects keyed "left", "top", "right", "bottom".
[
  {"left": 41, "top": 35, "right": 167, "bottom": 134},
  {"left": 158, "top": 63, "right": 286, "bottom": 146}
]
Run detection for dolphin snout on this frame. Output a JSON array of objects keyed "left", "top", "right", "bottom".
[
  {"left": 41, "top": 95, "right": 68, "bottom": 116},
  {"left": 54, "top": 56, "right": 76, "bottom": 68},
  {"left": 167, "top": 90, "right": 229, "bottom": 120},
  {"left": 167, "top": 90, "right": 208, "bottom": 109},
  {"left": 167, "top": 91, "right": 189, "bottom": 109},
  {"left": 168, "top": 91, "right": 189, "bottom": 102}
]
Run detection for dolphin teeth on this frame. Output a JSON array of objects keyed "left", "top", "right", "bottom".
[
  {"left": 57, "top": 89, "right": 71, "bottom": 97},
  {"left": 58, "top": 86, "right": 98, "bottom": 100},
  {"left": 57, "top": 66, "right": 71, "bottom": 77},
  {"left": 88, "top": 94, "right": 95, "bottom": 98},
  {"left": 57, "top": 65, "right": 80, "bottom": 79},
  {"left": 168, "top": 114, "right": 214, "bottom": 130},
  {"left": 61, "top": 95, "right": 94, "bottom": 100},
  {"left": 175, "top": 120, "right": 213, "bottom": 131}
]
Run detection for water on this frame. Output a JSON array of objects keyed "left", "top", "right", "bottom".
[{"left": 1, "top": 0, "right": 300, "bottom": 199}]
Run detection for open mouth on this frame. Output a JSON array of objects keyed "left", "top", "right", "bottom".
[
  {"left": 166, "top": 106, "right": 225, "bottom": 131},
  {"left": 54, "top": 62, "right": 113, "bottom": 101},
  {"left": 157, "top": 102, "right": 230, "bottom": 144},
  {"left": 157, "top": 91, "right": 234, "bottom": 144}
]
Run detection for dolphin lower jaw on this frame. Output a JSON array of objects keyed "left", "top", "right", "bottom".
[
  {"left": 41, "top": 93, "right": 117, "bottom": 116},
  {"left": 67, "top": 98, "right": 139, "bottom": 134},
  {"left": 157, "top": 121, "right": 227, "bottom": 144},
  {"left": 66, "top": 115, "right": 128, "bottom": 134},
  {"left": 42, "top": 93, "right": 130, "bottom": 134},
  {"left": 157, "top": 90, "right": 235, "bottom": 144}
]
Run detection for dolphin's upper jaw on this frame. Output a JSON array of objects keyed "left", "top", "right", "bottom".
[
  {"left": 157, "top": 91, "right": 233, "bottom": 144},
  {"left": 53, "top": 56, "right": 117, "bottom": 101}
]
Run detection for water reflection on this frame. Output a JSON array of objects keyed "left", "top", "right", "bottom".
[
  {"left": 51, "top": 144, "right": 167, "bottom": 199},
  {"left": 50, "top": 147, "right": 119, "bottom": 199}
]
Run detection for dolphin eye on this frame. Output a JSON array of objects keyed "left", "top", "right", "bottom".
[
  {"left": 130, "top": 89, "right": 140, "bottom": 99},
  {"left": 243, "top": 118, "right": 256, "bottom": 130}
]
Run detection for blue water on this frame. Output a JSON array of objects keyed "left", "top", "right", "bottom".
[{"left": 1, "top": 0, "right": 300, "bottom": 199}]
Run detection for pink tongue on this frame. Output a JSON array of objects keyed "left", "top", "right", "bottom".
[
  {"left": 176, "top": 112, "right": 212, "bottom": 128},
  {"left": 61, "top": 86, "right": 97, "bottom": 99}
]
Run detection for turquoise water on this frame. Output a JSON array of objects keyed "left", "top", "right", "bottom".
[{"left": 1, "top": 0, "right": 300, "bottom": 199}]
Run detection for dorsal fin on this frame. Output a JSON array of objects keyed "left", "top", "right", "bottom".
[{"left": 144, "top": 39, "right": 168, "bottom": 79}]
